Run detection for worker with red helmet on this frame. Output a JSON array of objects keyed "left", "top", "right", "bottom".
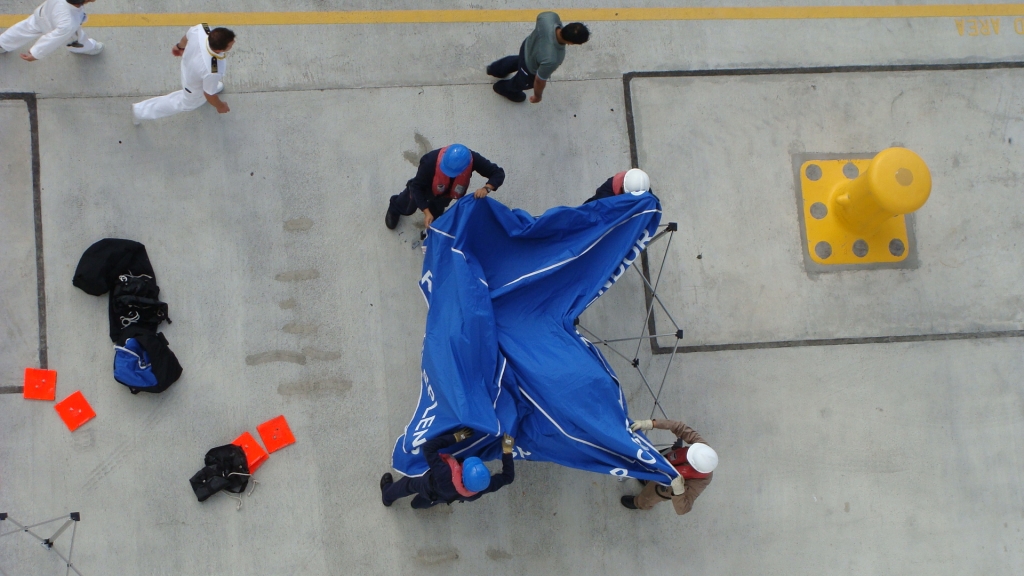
[{"left": 620, "top": 419, "right": 718, "bottom": 515}]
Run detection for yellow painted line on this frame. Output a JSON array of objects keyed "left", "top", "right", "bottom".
[{"left": 3, "top": 6, "right": 1024, "bottom": 28}]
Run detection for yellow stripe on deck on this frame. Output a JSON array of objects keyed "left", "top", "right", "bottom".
[{"left": 3, "top": 6, "right": 1024, "bottom": 28}]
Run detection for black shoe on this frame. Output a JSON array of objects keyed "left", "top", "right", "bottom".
[
  {"left": 620, "top": 495, "right": 639, "bottom": 510},
  {"left": 385, "top": 209, "right": 399, "bottom": 230},
  {"left": 486, "top": 63, "right": 509, "bottom": 78},
  {"left": 380, "top": 473, "right": 394, "bottom": 507},
  {"left": 493, "top": 82, "right": 526, "bottom": 103}
]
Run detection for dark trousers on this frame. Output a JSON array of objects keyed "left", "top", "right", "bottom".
[
  {"left": 383, "top": 474, "right": 440, "bottom": 509},
  {"left": 389, "top": 187, "right": 448, "bottom": 219},
  {"left": 490, "top": 41, "right": 535, "bottom": 98}
]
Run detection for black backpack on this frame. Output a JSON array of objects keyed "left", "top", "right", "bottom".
[{"left": 189, "top": 444, "right": 251, "bottom": 503}]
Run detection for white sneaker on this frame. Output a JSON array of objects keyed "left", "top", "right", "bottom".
[
  {"left": 131, "top": 104, "right": 140, "bottom": 126},
  {"left": 83, "top": 41, "right": 103, "bottom": 56}
]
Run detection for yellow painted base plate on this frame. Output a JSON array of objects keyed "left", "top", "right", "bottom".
[{"left": 800, "top": 159, "right": 911, "bottom": 265}]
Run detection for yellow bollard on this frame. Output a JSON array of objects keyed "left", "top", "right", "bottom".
[
  {"left": 798, "top": 148, "right": 931, "bottom": 266},
  {"left": 830, "top": 147, "right": 931, "bottom": 235}
]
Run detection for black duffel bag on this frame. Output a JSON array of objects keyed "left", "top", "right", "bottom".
[{"left": 190, "top": 444, "right": 251, "bottom": 503}]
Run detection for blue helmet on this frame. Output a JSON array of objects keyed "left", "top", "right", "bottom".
[
  {"left": 461, "top": 456, "right": 491, "bottom": 492},
  {"left": 439, "top": 144, "right": 472, "bottom": 177}
]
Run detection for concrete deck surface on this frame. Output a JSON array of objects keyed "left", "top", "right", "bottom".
[{"left": 2, "top": 2, "right": 1023, "bottom": 575}]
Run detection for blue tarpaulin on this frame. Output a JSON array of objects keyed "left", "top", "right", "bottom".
[{"left": 392, "top": 192, "right": 679, "bottom": 484}]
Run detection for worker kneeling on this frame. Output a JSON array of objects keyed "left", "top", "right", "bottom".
[{"left": 380, "top": 428, "right": 515, "bottom": 509}]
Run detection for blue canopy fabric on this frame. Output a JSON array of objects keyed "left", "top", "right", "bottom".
[{"left": 392, "top": 193, "right": 679, "bottom": 484}]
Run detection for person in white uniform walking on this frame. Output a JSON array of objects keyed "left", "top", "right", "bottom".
[
  {"left": 132, "top": 24, "right": 236, "bottom": 124},
  {"left": 0, "top": 0, "right": 103, "bottom": 61}
]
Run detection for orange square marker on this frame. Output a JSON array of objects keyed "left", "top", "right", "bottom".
[
  {"left": 232, "top": 431, "right": 269, "bottom": 472},
  {"left": 256, "top": 415, "right": 296, "bottom": 454},
  {"left": 23, "top": 368, "right": 57, "bottom": 401},
  {"left": 54, "top": 391, "right": 95, "bottom": 431}
]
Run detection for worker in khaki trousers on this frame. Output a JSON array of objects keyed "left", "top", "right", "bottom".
[{"left": 621, "top": 419, "right": 718, "bottom": 515}]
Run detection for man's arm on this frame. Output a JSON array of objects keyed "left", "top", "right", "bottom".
[
  {"left": 669, "top": 475, "right": 711, "bottom": 515},
  {"left": 654, "top": 477, "right": 711, "bottom": 516},
  {"left": 171, "top": 34, "right": 188, "bottom": 56},
  {"left": 204, "top": 92, "right": 230, "bottom": 114},
  {"left": 529, "top": 78, "right": 547, "bottom": 103},
  {"left": 584, "top": 176, "right": 614, "bottom": 204},
  {"left": 479, "top": 452, "right": 515, "bottom": 496},
  {"left": 409, "top": 150, "right": 439, "bottom": 207},
  {"left": 470, "top": 151, "right": 505, "bottom": 191},
  {"left": 593, "top": 177, "right": 615, "bottom": 199},
  {"left": 201, "top": 48, "right": 230, "bottom": 113},
  {"left": 529, "top": 10, "right": 560, "bottom": 98},
  {"left": 654, "top": 419, "right": 706, "bottom": 445},
  {"left": 420, "top": 432, "right": 459, "bottom": 470}
]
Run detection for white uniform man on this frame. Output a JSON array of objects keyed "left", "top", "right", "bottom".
[
  {"left": 132, "top": 25, "right": 236, "bottom": 124},
  {"left": 0, "top": 0, "right": 103, "bottom": 62}
]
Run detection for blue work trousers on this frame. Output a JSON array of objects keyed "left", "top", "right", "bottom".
[
  {"left": 389, "top": 187, "right": 449, "bottom": 219},
  {"left": 490, "top": 41, "right": 535, "bottom": 98},
  {"left": 383, "top": 474, "right": 440, "bottom": 509}
]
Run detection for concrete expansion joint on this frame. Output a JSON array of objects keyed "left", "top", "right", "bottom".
[{"left": 22, "top": 76, "right": 624, "bottom": 102}]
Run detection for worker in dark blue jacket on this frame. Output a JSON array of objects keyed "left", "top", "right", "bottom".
[
  {"left": 380, "top": 428, "right": 516, "bottom": 509},
  {"left": 385, "top": 144, "right": 506, "bottom": 231}
]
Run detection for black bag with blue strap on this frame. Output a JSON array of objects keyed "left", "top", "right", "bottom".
[{"left": 73, "top": 239, "right": 183, "bottom": 394}]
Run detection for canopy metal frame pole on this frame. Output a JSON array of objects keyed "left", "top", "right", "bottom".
[
  {"left": 0, "top": 512, "right": 85, "bottom": 576},
  {"left": 585, "top": 332, "right": 683, "bottom": 345},
  {"left": 577, "top": 222, "right": 685, "bottom": 422}
]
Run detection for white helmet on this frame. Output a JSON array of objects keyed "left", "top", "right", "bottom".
[
  {"left": 686, "top": 443, "right": 718, "bottom": 473},
  {"left": 622, "top": 169, "right": 651, "bottom": 194}
]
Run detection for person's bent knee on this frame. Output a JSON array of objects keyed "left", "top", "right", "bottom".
[
  {"left": 635, "top": 496, "right": 657, "bottom": 511},
  {"left": 411, "top": 497, "right": 436, "bottom": 509}
]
